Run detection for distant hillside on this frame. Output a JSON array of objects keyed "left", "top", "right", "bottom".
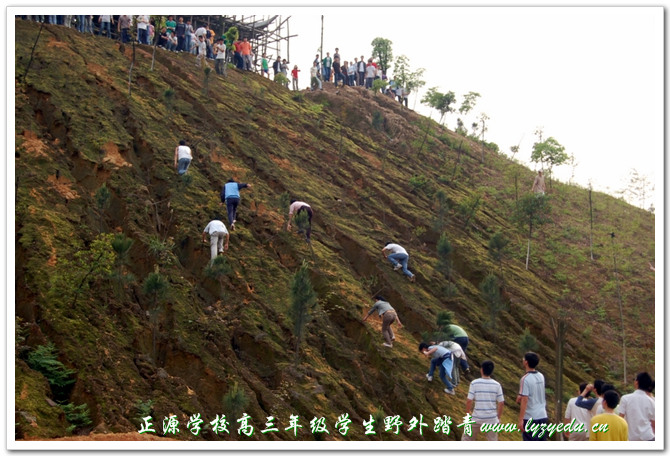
[{"left": 14, "top": 20, "right": 654, "bottom": 441}]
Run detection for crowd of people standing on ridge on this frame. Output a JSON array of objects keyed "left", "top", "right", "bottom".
[{"left": 18, "top": 16, "right": 413, "bottom": 106}]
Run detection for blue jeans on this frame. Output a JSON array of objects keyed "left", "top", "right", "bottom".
[
  {"left": 121, "top": 28, "right": 130, "bottom": 43},
  {"left": 48, "top": 15, "right": 57, "bottom": 24},
  {"left": 388, "top": 253, "right": 413, "bottom": 278},
  {"left": 428, "top": 356, "right": 454, "bottom": 390},
  {"left": 225, "top": 198, "right": 239, "bottom": 226},
  {"left": 453, "top": 336, "right": 470, "bottom": 371},
  {"left": 177, "top": 158, "right": 191, "bottom": 175},
  {"left": 138, "top": 28, "right": 148, "bottom": 44},
  {"left": 322, "top": 67, "right": 331, "bottom": 82},
  {"left": 184, "top": 35, "right": 192, "bottom": 53},
  {"left": 77, "top": 15, "right": 85, "bottom": 32},
  {"left": 99, "top": 21, "right": 111, "bottom": 38}
]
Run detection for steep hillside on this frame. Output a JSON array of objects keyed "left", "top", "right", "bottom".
[{"left": 14, "top": 20, "right": 655, "bottom": 441}]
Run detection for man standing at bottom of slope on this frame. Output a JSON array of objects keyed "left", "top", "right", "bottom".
[
  {"left": 517, "top": 351, "right": 548, "bottom": 441},
  {"left": 462, "top": 360, "right": 504, "bottom": 441},
  {"left": 202, "top": 219, "right": 229, "bottom": 263},
  {"left": 564, "top": 382, "right": 593, "bottom": 441},
  {"left": 590, "top": 390, "right": 628, "bottom": 441},
  {"left": 618, "top": 372, "right": 655, "bottom": 441}
]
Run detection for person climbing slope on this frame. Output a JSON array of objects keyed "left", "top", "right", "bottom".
[
  {"left": 202, "top": 218, "right": 229, "bottom": 263},
  {"left": 362, "top": 295, "right": 403, "bottom": 348},
  {"left": 382, "top": 242, "right": 416, "bottom": 282},
  {"left": 287, "top": 199, "right": 313, "bottom": 241},
  {"left": 419, "top": 342, "right": 455, "bottom": 395},
  {"left": 174, "top": 139, "right": 192, "bottom": 175},
  {"left": 220, "top": 178, "right": 251, "bottom": 231}
]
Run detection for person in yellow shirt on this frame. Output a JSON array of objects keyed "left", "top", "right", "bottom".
[{"left": 590, "top": 390, "right": 628, "bottom": 441}]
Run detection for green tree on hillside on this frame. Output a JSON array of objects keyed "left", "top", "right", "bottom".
[
  {"left": 225, "top": 26, "right": 239, "bottom": 49},
  {"left": 518, "top": 328, "right": 539, "bottom": 354},
  {"left": 95, "top": 184, "right": 111, "bottom": 232},
  {"left": 513, "top": 194, "right": 552, "bottom": 270},
  {"left": 392, "top": 55, "right": 425, "bottom": 100},
  {"left": 49, "top": 233, "right": 116, "bottom": 309},
  {"left": 289, "top": 261, "right": 318, "bottom": 362},
  {"left": 111, "top": 233, "right": 135, "bottom": 299},
  {"left": 421, "top": 88, "right": 456, "bottom": 125},
  {"left": 143, "top": 269, "right": 169, "bottom": 365},
  {"left": 620, "top": 168, "right": 654, "bottom": 210},
  {"left": 223, "top": 382, "right": 249, "bottom": 422},
  {"left": 431, "top": 189, "right": 450, "bottom": 233},
  {"left": 488, "top": 231, "right": 509, "bottom": 285},
  {"left": 480, "top": 273, "right": 505, "bottom": 331},
  {"left": 458, "top": 91, "right": 480, "bottom": 117},
  {"left": 372, "top": 79, "right": 388, "bottom": 95},
  {"left": 370, "top": 37, "right": 393, "bottom": 75},
  {"left": 530, "top": 136, "right": 568, "bottom": 190},
  {"left": 436, "top": 232, "right": 453, "bottom": 278}
]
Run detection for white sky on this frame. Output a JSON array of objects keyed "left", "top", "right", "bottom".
[{"left": 276, "top": 6, "right": 663, "bottom": 205}]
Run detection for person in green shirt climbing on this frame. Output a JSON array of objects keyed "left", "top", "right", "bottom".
[{"left": 446, "top": 324, "right": 471, "bottom": 373}]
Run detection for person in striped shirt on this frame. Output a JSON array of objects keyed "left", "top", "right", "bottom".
[{"left": 462, "top": 360, "right": 504, "bottom": 441}]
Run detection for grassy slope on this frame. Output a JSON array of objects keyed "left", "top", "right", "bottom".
[{"left": 14, "top": 20, "right": 654, "bottom": 440}]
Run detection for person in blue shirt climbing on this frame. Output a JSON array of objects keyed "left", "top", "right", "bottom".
[{"left": 220, "top": 178, "right": 252, "bottom": 231}]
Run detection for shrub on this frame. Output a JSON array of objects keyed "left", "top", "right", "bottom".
[
  {"left": 26, "top": 343, "right": 76, "bottom": 398},
  {"left": 518, "top": 328, "right": 539, "bottom": 353},
  {"left": 111, "top": 233, "right": 133, "bottom": 262},
  {"left": 274, "top": 73, "right": 289, "bottom": 85},
  {"left": 61, "top": 402, "right": 93, "bottom": 434},
  {"left": 436, "top": 233, "right": 453, "bottom": 277},
  {"left": 371, "top": 79, "right": 388, "bottom": 94},
  {"left": 289, "top": 261, "right": 317, "bottom": 359},
  {"left": 480, "top": 273, "right": 505, "bottom": 330},
  {"left": 409, "top": 174, "right": 428, "bottom": 193},
  {"left": 372, "top": 111, "right": 384, "bottom": 131},
  {"left": 205, "top": 255, "right": 232, "bottom": 299},
  {"left": 223, "top": 382, "right": 249, "bottom": 421},
  {"left": 163, "top": 87, "right": 175, "bottom": 109},
  {"left": 134, "top": 399, "right": 154, "bottom": 424}
]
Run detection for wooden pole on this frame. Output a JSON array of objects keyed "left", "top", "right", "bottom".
[
  {"left": 589, "top": 188, "right": 594, "bottom": 260},
  {"left": 320, "top": 15, "right": 324, "bottom": 63}
]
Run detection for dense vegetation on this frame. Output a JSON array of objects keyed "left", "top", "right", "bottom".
[{"left": 14, "top": 20, "right": 654, "bottom": 441}]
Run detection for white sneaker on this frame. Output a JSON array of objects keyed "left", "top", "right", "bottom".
[
  {"left": 444, "top": 388, "right": 455, "bottom": 395},
  {"left": 393, "top": 264, "right": 402, "bottom": 271},
  {"left": 426, "top": 374, "right": 433, "bottom": 382},
  {"left": 382, "top": 343, "right": 393, "bottom": 348}
]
